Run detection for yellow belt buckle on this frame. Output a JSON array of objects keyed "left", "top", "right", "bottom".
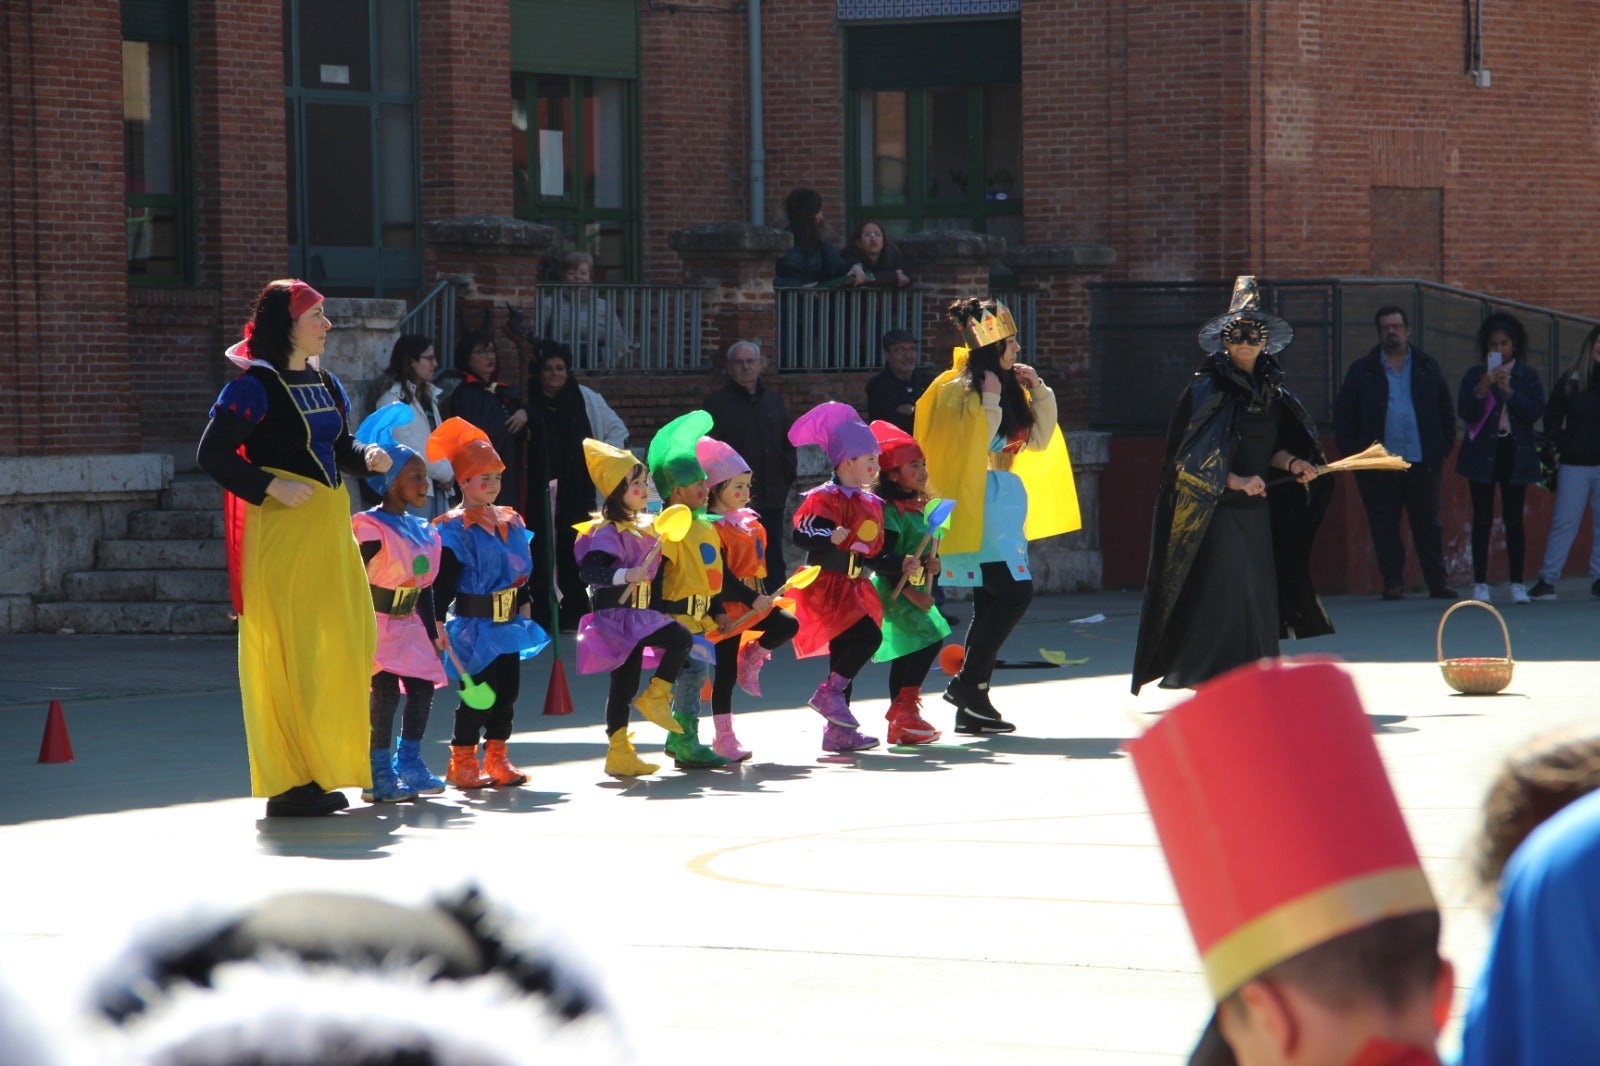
[
  {"left": 690, "top": 594, "right": 710, "bottom": 618},
  {"left": 630, "top": 583, "right": 651, "bottom": 609},
  {"left": 492, "top": 588, "right": 515, "bottom": 623},
  {"left": 846, "top": 552, "right": 862, "bottom": 579},
  {"left": 389, "top": 585, "right": 420, "bottom": 618}
]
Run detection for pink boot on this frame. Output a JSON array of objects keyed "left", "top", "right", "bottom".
[
  {"left": 808, "top": 672, "right": 859, "bottom": 728},
  {"left": 711, "top": 713, "right": 752, "bottom": 762},
  {"left": 737, "top": 641, "right": 772, "bottom": 697}
]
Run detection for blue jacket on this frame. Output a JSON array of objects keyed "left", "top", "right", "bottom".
[
  {"left": 1333, "top": 344, "right": 1456, "bottom": 466},
  {"left": 1455, "top": 361, "right": 1546, "bottom": 484}
]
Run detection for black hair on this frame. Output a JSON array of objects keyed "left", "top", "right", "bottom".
[
  {"left": 1477, "top": 311, "right": 1529, "bottom": 364},
  {"left": 1226, "top": 911, "right": 1442, "bottom": 1015},
  {"left": 1373, "top": 305, "right": 1409, "bottom": 330},
  {"left": 455, "top": 330, "right": 494, "bottom": 374},
  {"left": 532, "top": 337, "right": 575, "bottom": 379},
  {"left": 874, "top": 468, "right": 921, "bottom": 503},
  {"left": 947, "top": 297, "right": 1034, "bottom": 440},
  {"left": 243, "top": 280, "right": 299, "bottom": 370},
  {"left": 1565, "top": 324, "right": 1600, "bottom": 393},
  {"left": 709, "top": 477, "right": 742, "bottom": 510},
  {"left": 784, "top": 187, "right": 824, "bottom": 254},
  {"left": 597, "top": 463, "right": 647, "bottom": 525},
  {"left": 375, "top": 332, "right": 435, "bottom": 408}
]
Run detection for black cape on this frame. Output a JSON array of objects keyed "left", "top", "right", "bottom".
[{"left": 1131, "top": 352, "right": 1334, "bottom": 694}]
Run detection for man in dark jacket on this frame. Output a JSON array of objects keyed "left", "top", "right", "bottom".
[
  {"left": 864, "top": 329, "right": 936, "bottom": 434},
  {"left": 702, "top": 340, "right": 797, "bottom": 592},
  {"left": 1333, "top": 306, "right": 1458, "bottom": 600}
]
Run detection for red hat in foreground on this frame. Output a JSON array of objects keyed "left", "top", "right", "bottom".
[
  {"left": 1126, "top": 659, "right": 1435, "bottom": 1005},
  {"left": 869, "top": 420, "right": 924, "bottom": 471}
]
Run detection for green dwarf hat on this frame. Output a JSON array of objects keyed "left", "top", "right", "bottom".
[{"left": 648, "top": 410, "right": 714, "bottom": 494}]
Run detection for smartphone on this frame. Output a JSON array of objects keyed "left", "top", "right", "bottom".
[{"left": 1487, "top": 351, "right": 1504, "bottom": 372}]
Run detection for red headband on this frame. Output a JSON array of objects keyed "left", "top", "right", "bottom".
[{"left": 288, "top": 280, "right": 324, "bottom": 321}]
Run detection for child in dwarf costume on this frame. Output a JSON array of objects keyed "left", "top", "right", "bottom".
[
  {"left": 645, "top": 411, "right": 732, "bottom": 769},
  {"left": 698, "top": 436, "right": 801, "bottom": 761},
  {"left": 427, "top": 417, "right": 551, "bottom": 790},
  {"left": 573, "top": 438, "right": 695, "bottom": 777},
  {"left": 867, "top": 420, "right": 950, "bottom": 745},
  {"left": 352, "top": 405, "right": 449, "bottom": 803},
  {"left": 1127, "top": 660, "right": 1453, "bottom": 1066},
  {"left": 788, "top": 402, "right": 920, "bottom": 753}
]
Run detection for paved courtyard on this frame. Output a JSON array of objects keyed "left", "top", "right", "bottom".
[{"left": 1, "top": 585, "right": 1595, "bottom": 1063}]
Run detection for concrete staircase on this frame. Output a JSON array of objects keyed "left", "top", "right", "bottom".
[{"left": 34, "top": 476, "right": 235, "bottom": 634}]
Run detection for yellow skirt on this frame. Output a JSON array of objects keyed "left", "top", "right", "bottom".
[{"left": 237, "top": 470, "right": 375, "bottom": 797}]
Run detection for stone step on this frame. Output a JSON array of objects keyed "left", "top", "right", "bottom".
[
  {"left": 33, "top": 600, "right": 236, "bottom": 635},
  {"left": 161, "top": 479, "right": 222, "bottom": 511},
  {"left": 127, "top": 509, "right": 224, "bottom": 540},
  {"left": 96, "top": 538, "right": 226, "bottom": 570},
  {"left": 61, "top": 569, "right": 230, "bottom": 603}
]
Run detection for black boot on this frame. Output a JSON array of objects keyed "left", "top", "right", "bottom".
[
  {"left": 944, "top": 678, "right": 1015, "bottom": 735},
  {"left": 265, "top": 781, "right": 349, "bottom": 817}
]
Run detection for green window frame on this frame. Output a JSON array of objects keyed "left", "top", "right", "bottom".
[{"left": 122, "top": 0, "right": 194, "bottom": 284}]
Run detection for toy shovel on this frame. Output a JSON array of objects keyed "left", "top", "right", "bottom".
[
  {"left": 716, "top": 564, "right": 822, "bottom": 639},
  {"left": 892, "top": 497, "right": 957, "bottom": 599},
  {"left": 624, "top": 503, "right": 693, "bottom": 601},
  {"left": 443, "top": 645, "right": 496, "bottom": 710}
]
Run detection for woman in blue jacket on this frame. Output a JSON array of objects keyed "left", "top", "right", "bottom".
[{"left": 1457, "top": 311, "right": 1546, "bottom": 604}]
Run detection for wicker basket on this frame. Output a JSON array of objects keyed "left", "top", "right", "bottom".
[{"left": 1436, "top": 600, "right": 1514, "bottom": 695}]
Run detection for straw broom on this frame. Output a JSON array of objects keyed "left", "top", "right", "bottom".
[{"left": 1271, "top": 442, "right": 1410, "bottom": 482}]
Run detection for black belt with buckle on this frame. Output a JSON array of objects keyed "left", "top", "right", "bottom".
[
  {"left": 371, "top": 584, "right": 420, "bottom": 619},
  {"left": 592, "top": 583, "right": 652, "bottom": 611},
  {"left": 657, "top": 594, "right": 711, "bottom": 619},
  {"left": 813, "top": 548, "right": 864, "bottom": 579},
  {"left": 455, "top": 587, "right": 518, "bottom": 622}
]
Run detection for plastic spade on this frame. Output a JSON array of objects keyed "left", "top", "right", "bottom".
[
  {"left": 892, "top": 497, "right": 957, "bottom": 599},
  {"left": 625, "top": 503, "right": 694, "bottom": 601},
  {"left": 716, "top": 565, "right": 822, "bottom": 639},
  {"left": 443, "top": 645, "right": 497, "bottom": 710}
]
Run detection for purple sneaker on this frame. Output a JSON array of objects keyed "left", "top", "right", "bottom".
[
  {"left": 737, "top": 642, "right": 772, "bottom": 697},
  {"left": 822, "top": 723, "right": 879, "bottom": 753},
  {"left": 808, "top": 672, "right": 859, "bottom": 729}
]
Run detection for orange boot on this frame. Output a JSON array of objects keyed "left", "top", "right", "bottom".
[
  {"left": 447, "top": 744, "right": 493, "bottom": 789},
  {"left": 481, "top": 739, "right": 528, "bottom": 787}
]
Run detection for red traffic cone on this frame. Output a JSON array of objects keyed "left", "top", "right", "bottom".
[
  {"left": 543, "top": 658, "right": 574, "bottom": 716},
  {"left": 38, "top": 700, "right": 74, "bottom": 763}
]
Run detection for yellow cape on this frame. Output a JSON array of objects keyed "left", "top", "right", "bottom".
[{"left": 913, "top": 348, "right": 1081, "bottom": 556}]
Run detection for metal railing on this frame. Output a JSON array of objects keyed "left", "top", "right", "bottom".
[
  {"left": 775, "top": 286, "right": 924, "bottom": 371},
  {"left": 397, "top": 276, "right": 463, "bottom": 361},
  {"left": 534, "top": 283, "right": 707, "bottom": 372},
  {"left": 1088, "top": 278, "right": 1600, "bottom": 434},
  {"left": 988, "top": 286, "right": 1039, "bottom": 362}
]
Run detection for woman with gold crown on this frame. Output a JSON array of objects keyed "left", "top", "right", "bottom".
[
  {"left": 914, "top": 298, "right": 1080, "bottom": 735},
  {"left": 1132, "top": 276, "right": 1333, "bottom": 695}
]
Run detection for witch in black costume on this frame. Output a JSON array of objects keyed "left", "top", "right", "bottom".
[{"left": 1132, "top": 277, "right": 1334, "bottom": 694}]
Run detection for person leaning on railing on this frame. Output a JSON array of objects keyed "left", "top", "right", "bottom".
[
  {"left": 774, "top": 187, "right": 848, "bottom": 288},
  {"left": 538, "top": 250, "right": 636, "bottom": 369},
  {"left": 841, "top": 219, "right": 910, "bottom": 289}
]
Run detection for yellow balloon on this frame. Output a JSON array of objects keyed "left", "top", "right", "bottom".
[
  {"left": 854, "top": 518, "right": 879, "bottom": 542},
  {"left": 653, "top": 503, "right": 694, "bottom": 542}
]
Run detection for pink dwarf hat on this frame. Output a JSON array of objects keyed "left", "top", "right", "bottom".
[
  {"left": 695, "top": 437, "right": 750, "bottom": 486},
  {"left": 787, "top": 401, "right": 879, "bottom": 466}
]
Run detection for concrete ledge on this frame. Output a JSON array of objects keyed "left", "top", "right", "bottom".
[
  {"left": 423, "top": 214, "right": 557, "bottom": 253},
  {"left": 669, "top": 222, "right": 793, "bottom": 258},
  {"left": 1003, "top": 242, "right": 1117, "bottom": 274},
  {"left": 0, "top": 453, "right": 171, "bottom": 502},
  {"left": 898, "top": 230, "right": 1007, "bottom": 266}
]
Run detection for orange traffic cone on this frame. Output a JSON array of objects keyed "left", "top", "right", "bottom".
[
  {"left": 38, "top": 700, "right": 74, "bottom": 763},
  {"left": 543, "top": 658, "right": 574, "bottom": 716}
]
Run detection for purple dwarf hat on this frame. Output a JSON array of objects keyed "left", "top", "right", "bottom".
[
  {"left": 695, "top": 437, "right": 750, "bottom": 487},
  {"left": 788, "top": 401, "right": 880, "bottom": 466}
]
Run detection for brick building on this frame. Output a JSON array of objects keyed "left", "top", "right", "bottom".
[{"left": 3, "top": 0, "right": 1598, "bottom": 630}]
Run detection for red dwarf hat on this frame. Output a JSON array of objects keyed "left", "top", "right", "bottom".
[
  {"left": 1126, "top": 659, "right": 1436, "bottom": 1005},
  {"left": 426, "top": 417, "right": 505, "bottom": 482},
  {"left": 869, "top": 420, "right": 924, "bottom": 470}
]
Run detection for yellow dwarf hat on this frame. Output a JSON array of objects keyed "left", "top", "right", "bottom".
[{"left": 583, "top": 438, "right": 639, "bottom": 497}]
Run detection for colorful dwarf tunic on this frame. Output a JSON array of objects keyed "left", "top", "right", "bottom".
[
  {"left": 657, "top": 513, "right": 726, "bottom": 637},
  {"left": 572, "top": 516, "right": 677, "bottom": 674},
  {"left": 708, "top": 507, "right": 770, "bottom": 634},
  {"left": 871, "top": 498, "right": 951, "bottom": 662},
  {"left": 433, "top": 506, "right": 550, "bottom": 678},
  {"left": 789, "top": 483, "right": 888, "bottom": 659},
  {"left": 353, "top": 508, "right": 447, "bottom": 684}
]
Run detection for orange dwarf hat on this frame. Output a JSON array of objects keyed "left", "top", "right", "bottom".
[
  {"left": 426, "top": 417, "right": 505, "bottom": 482},
  {"left": 1126, "top": 659, "right": 1436, "bottom": 1002}
]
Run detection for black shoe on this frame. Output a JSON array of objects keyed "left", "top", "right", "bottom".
[
  {"left": 944, "top": 678, "right": 1016, "bottom": 734},
  {"left": 1528, "top": 580, "right": 1558, "bottom": 601},
  {"left": 1382, "top": 585, "right": 1404, "bottom": 601},
  {"left": 938, "top": 608, "right": 961, "bottom": 626},
  {"left": 265, "top": 782, "right": 347, "bottom": 818},
  {"left": 1428, "top": 586, "right": 1459, "bottom": 600},
  {"left": 954, "top": 708, "right": 1016, "bottom": 735}
]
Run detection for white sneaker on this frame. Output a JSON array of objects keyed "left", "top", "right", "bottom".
[
  {"left": 1509, "top": 583, "right": 1531, "bottom": 605},
  {"left": 1471, "top": 583, "right": 1492, "bottom": 603}
]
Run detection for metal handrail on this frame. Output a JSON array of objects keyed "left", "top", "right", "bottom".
[
  {"left": 536, "top": 283, "right": 707, "bottom": 372},
  {"left": 397, "top": 277, "right": 461, "bottom": 363},
  {"left": 774, "top": 286, "right": 924, "bottom": 372}
]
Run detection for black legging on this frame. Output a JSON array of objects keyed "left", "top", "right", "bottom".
[
  {"left": 711, "top": 607, "right": 799, "bottom": 715},
  {"left": 606, "top": 621, "right": 693, "bottom": 734},
  {"left": 828, "top": 614, "right": 883, "bottom": 702},
  {"left": 959, "top": 561, "right": 1034, "bottom": 685},
  {"left": 451, "top": 653, "right": 521, "bottom": 746},
  {"left": 887, "top": 641, "right": 940, "bottom": 697},
  {"left": 1469, "top": 437, "right": 1528, "bottom": 584},
  {"left": 370, "top": 671, "right": 436, "bottom": 748}
]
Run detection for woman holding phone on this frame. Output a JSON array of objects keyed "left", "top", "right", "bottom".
[{"left": 1457, "top": 311, "right": 1546, "bottom": 604}]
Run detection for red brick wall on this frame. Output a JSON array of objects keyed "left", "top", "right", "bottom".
[
  {"left": 0, "top": 0, "right": 137, "bottom": 457},
  {"left": 419, "top": 0, "right": 511, "bottom": 221},
  {"left": 757, "top": 2, "right": 845, "bottom": 234}
]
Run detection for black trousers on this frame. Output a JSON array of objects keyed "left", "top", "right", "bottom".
[
  {"left": 887, "top": 641, "right": 941, "bottom": 696},
  {"left": 1469, "top": 438, "right": 1528, "bottom": 583},
  {"left": 828, "top": 615, "right": 883, "bottom": 702},
  {"left": 451, "top": 653, "right": 520, "bottom": 746},
  {"left": 1354, "top": 464, "right": 1449, "bottom": 592},
  {"left": 605, "top": 621, "right": 693, "bottom": 734},
  {"left": 757, "top": 507, "right": 789, "bottom": 594},
  {"left": 711, "top": 607, "right": 799, "bottom": 715},
  {"left": 369, "top": 671, "right": 435, "bottom": 748},
  {"left": 959, "top": 561, "right": 1034, "bottom": 685}
]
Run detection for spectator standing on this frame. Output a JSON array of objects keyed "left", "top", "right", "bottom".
[
  {"left": 439, "top": 331, "right": 526, "bottom": 509},
  {"left": 774, "top": 187, "right": 847, "bottom": 288},
  {"left": 1333, "top": 306, "right": 1458, "bottom": 600},
  {"left": 841, "top": 220, "right": 911, "bottom": 288},
  {"left": 369, "top": 333, "right": 455, "bottom": 519},
  {"left": 1456, "top": 311, "right": 1546, "bottom": 604},
  {"left": 539, "top": 250, "right": 636, "bottom": 368},
  {"left": 865, "top": 328, "right": 935, "bottom": 434},
  {"left": 1529, "top": 324, "right": 1600, "bottom": 600},
  {"left": 703, "top": 340, "right": 796, "bottom": 593}
]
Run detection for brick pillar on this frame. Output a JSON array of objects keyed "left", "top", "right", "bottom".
[
  {"left": 896, "top": 231, "right": 1008, "bottom": 356},
  {"left": 1002, "top": 243, "right": 1117, "bottom": 430},
  {"left": 667, "top": 222, "right": 791, "bottom": 367},
  {"left": 418, "top": 0, "right": 510, "bottom": 220},
  {"left": 423, "top": 214, "right": 554, "bottom": 390}
]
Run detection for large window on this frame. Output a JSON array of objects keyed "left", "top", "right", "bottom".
[
  {"left": 845, "top": 20, "right": 1021, "bottom": 247},
  {"left": 511, "top": 74, "right": 637, "bottom": 280},
  {"left": 122, "top": 0, "right": 192, "bottom": 282}
]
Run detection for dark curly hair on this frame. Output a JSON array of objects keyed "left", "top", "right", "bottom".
[
  {"left": 1477, "top": 311, "right": 1529, "bottom": 364},
  {"left": 454, "top": 330, "right": 495, "bottom": 374},
  {"left": 947, "top": 297, "right": 1034, "bottom": 440},
  {"left": 1473, "top": 729, "right": 1600, "bottom": 897},
  {"left": 243, "top": 280, "right": 301, "bottom": 370}
]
